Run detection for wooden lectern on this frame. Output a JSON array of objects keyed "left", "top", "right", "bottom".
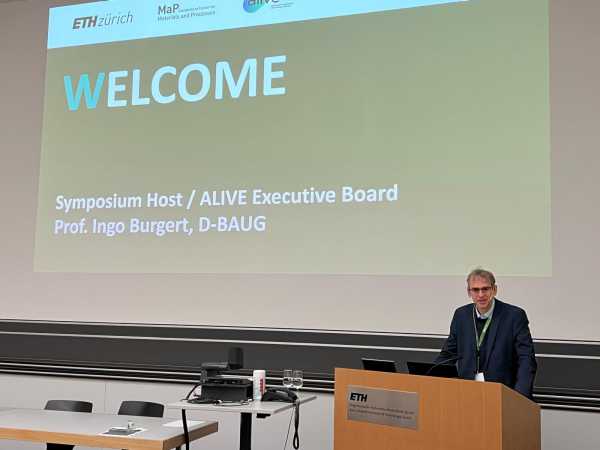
[{"left": 334, "top": 368, "right": 540, "bottom": 450}]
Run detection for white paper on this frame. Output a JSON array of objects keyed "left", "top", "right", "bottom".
[{"left": 163, "top": 419, "right": 205, "bottom": 428}]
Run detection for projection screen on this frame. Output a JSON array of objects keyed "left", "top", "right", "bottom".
[{"left": 1, "top": 0, "right": 598, "bottom": 341}]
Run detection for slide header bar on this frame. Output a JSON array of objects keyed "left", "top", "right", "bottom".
[{"left": 48, "top": 0, "right": 468, "bottom": 49}]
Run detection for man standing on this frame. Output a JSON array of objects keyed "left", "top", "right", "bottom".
[{"left": 435, "top": 268, "right": 537, "bottom": 398}]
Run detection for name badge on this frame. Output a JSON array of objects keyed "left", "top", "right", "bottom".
[{"left": 474, "top": 372, "right": 485, "bottom": 382}]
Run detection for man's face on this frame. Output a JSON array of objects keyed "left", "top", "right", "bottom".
[{"left": 468, "top": 276, "right": 497, "bottom": 314}]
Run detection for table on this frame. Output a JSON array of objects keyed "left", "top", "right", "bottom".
[
  {"left": 0, "top": 408, "right": 217, "bottom": 450},
  {"left": 169, "top": 394, "right": 316, "bottom": 450}
]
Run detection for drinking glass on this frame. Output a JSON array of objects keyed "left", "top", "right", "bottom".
[
  {"left": 282, "top": 369, "right": 293, "bottom": 388},
  {"left": 292, "top": 369, "right": 303, "bottom": 390}
]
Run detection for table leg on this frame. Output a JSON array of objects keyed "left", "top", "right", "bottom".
[
  {"left": 182, "top": 409, "right": 189, "bottom": 450},
  {"left": 240, "top": 412, "right": 252, "bottom": 450}
]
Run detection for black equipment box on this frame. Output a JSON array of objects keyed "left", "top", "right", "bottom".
[{"left": 199, "top": 377, "right": 253, "bottom": 402}]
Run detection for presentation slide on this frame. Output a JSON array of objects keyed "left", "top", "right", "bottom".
[{"left": 34, "top": 0, "right": 550, "bottom": 275}]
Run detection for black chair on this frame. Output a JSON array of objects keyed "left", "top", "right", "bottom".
[
  {"left": 117, "top": 400, "right": 164, "bottom": 418},
  {"left": 44, "top": 400, "right": 93, "bottom": 450},
  {"left": 117, "top": 401, "right": 167, "bottom": 450}
]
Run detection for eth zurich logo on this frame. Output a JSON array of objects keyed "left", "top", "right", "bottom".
[{"left": 243, "top": 0, "right": 278, "bottom": 13}]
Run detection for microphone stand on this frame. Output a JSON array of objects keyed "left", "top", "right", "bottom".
[{"left": 425, "top": 355, "right": 462, "bottom": 376}]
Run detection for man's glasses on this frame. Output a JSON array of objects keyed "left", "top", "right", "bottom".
[{"left": 469, "top": 286, "right": 493, "bottom": 294}]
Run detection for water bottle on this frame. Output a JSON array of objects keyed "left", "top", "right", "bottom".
[{"left": 253, "top": 369, "right": 266, "bottom": 401}]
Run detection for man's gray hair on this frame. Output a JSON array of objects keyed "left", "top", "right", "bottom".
[{"left": 467, "top": 268, "right": 496, "bottom": 286}]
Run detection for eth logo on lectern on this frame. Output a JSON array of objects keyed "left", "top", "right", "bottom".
[{"left": 347, "top": 385, "right": 419, "bottom": 430}]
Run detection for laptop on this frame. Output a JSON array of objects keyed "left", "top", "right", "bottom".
[
  {"left": 361, "top": 358, "right": 397, "bottom": 373},
  {"left": 406, "top": 361, "right": 458, "bottom": 378}
]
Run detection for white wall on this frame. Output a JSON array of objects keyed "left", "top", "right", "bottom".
[
  {"left": 0, "top": 374, "right": 598, "bottom": 450},
  {"left": 541, "top": 409, "right": 600, "bottom": 450}
]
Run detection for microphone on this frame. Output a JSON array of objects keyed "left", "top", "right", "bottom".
[{"left": 425, "top": 354, "right": 462, "bottom": 376}]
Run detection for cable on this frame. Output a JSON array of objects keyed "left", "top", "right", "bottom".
[
  {"left": 283, "top": 407, "right": 294, "bottom": 450},
  {"left": 292, "top": 404, "right": 300, "bottom": 449},
  {"left": 184, "top": 383, "right": 200, "bottom": 400},
  {"left": 282, "top": 403, "right": 300, "bottom": 450},
  {"left": 187, "top": 398, "right": 220, "bottom": 404},
  {"left": 214, "top": 399, "right": 251, "bottom": 406}
]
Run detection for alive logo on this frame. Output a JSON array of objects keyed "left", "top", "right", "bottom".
[{"left": 243, "top": 0, "right": 280, "bottom": 13}]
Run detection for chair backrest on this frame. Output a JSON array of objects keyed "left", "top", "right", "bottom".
[
  {"left": 44, "top": 400, "right": 93, "bottom": 413},
  {"left": 44, "top": 400, "right": 93, "bottom": 450},
  {"left": 117, "top": 400, "right": 164, "bottom": 418}
]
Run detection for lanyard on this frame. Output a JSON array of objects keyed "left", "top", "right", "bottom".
[
  {"left": 474, "top": 311, "right": 493, "bottom": 373},
  {"left": 476, "top": 315, "right": 493, "bottom": 351}
]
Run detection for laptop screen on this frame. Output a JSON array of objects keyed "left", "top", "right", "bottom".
[
  {"left": 361, "top": 358, "right": 397, "bottom": 373},
  {"left": 406, "top": 361, "right": 458, "bottom": 378}
]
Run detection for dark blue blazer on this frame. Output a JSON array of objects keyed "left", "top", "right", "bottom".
[{"left": 435, "top": 299, "right": 537, "bottom": 398}]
